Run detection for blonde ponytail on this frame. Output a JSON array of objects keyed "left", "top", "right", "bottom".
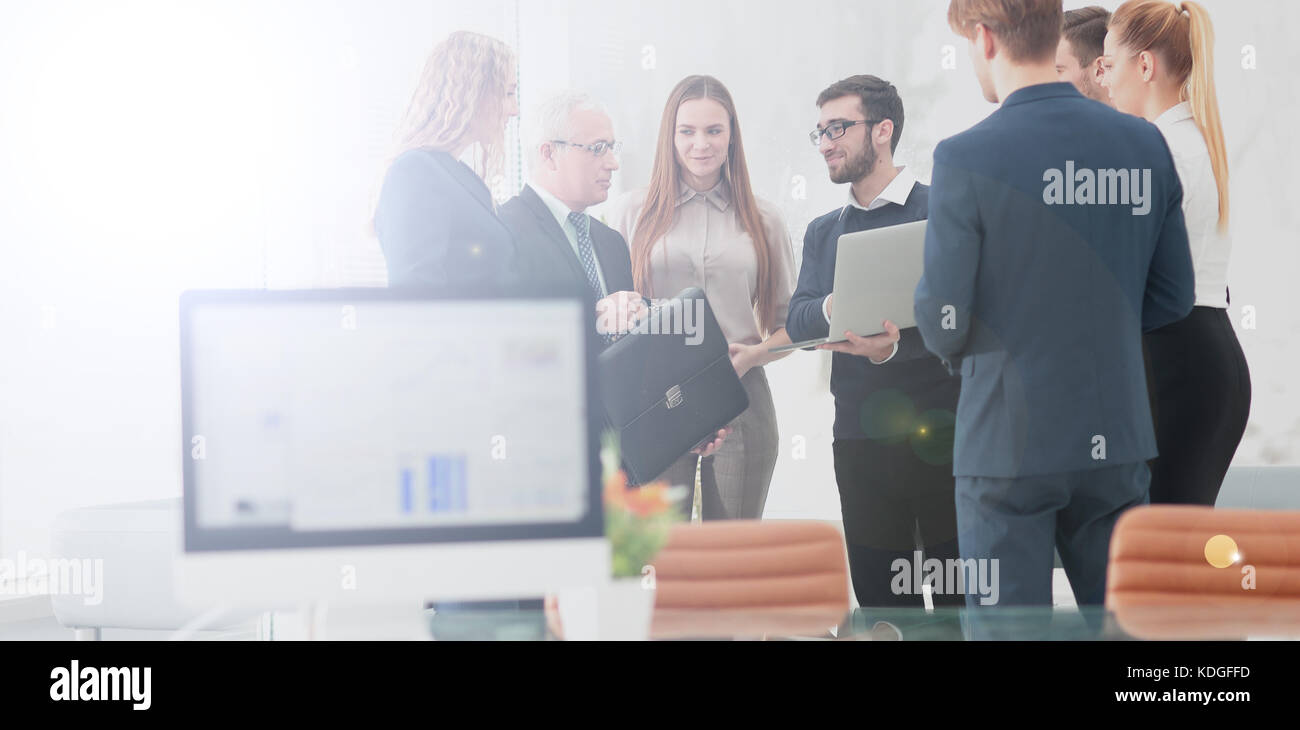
[
  {"left": 1179, "top": 1, "right": 1230, "bottom": 233},
  {"left": 1112, "top": 0, "right": 1231, "bottom": 233}
]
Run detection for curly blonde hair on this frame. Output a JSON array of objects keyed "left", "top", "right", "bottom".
[{"left": 391, "top": 31, "right": 515, "bottom": 182}]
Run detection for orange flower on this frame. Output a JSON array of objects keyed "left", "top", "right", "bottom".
[
  {"left": 603, "top": 468, "right": 682, "bottom": 518},
  {"left": 623, "top": 481, "right": 672, "bottom": 517},
  {"left": 603, "top": 469, "right": 628, "bottom": 509}
]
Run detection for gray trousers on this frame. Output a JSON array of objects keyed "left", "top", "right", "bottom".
[{"left": 656, "top": 366, "right": 778, "bottom": 520}]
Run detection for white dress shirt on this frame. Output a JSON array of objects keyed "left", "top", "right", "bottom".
[
  {"left": 824, "top": 166, "right": 918, "bottom": 363},
  {"left": 1153, "top": 102, "right": 1231, "bottom": 308},
  {"left": 529, "top": 183, "right": 608, "bottom": 296}
]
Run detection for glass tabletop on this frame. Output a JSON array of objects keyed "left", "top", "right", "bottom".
[{"left": 426, "top": 603, "right": 1300, "bottom": 641}]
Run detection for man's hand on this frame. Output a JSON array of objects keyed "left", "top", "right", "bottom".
[
  {"left": 691, "top": 427, "right": 730, "bottom": 457},
  {"left": 595, "top": 291, "right": 648, "bottom": 334},
  {"left": 817, "top": 320, "right": 901, "bottom": 362},
  {"left": 825, "top": 293, "right": 833, "bottom": 317}
]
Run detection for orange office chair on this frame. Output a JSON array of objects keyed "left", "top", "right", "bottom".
[
  {"left": 1106, "top": 505, "right": 1300, "bottom": 639},
  {"left": 648, "top": 520, "right": 851, "bottom": 639}
]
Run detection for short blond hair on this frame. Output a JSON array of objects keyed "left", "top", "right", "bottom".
[{"left": 947, "top": 0, "right": 1063, "bottom": 62}]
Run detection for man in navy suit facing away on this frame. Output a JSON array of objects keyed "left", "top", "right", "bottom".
[{"left": 914, "top": 0, "right": 1195, "bottom": 608}]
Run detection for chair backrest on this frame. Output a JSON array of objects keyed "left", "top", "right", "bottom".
[
  {"left": 651, "top": 520, "right": 849, "bottom": 612},
  {"left": 1106, "top": 505, "right": 1300, "bottom": 638}
]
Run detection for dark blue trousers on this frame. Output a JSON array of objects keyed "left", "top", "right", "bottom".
[{"left": 955, "top": 461, "right": 1149, "bottom": 609}]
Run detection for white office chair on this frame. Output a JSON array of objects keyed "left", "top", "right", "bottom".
[{"left": 49, "top": 498, "right": 260, "bottom": 640}]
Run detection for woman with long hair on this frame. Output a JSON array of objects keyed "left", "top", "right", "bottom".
[
  {"left": 1103, "top": 0, "right": 1250, "bottom": 505},
  {"left": 374, "top": 31, "right": 519, "bottom": 290},
  {"left": 610, "top": 75, "right": 796, "bottom": 520}
]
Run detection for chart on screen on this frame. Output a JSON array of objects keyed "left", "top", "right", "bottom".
[{"left": 188, "top": 298, "right": 589, "bottom": 532}]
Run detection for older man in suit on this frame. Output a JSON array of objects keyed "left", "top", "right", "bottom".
[
  {"left": 915, "top": 0, "right": 1195, "bottom": 609},
  {"left": 499, "top": 91, "right": 643, "bottom": 341},
  {"left": 500, "top": 90, "right": 727, "bottom": 455}
]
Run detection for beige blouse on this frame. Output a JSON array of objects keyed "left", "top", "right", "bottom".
[{"left": 608, "top": 176, "right": 796, "bottom": 347}]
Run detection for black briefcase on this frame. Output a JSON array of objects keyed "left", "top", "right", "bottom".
[{"left": 596, "top": 287, "right": 750, "bottom": 485}]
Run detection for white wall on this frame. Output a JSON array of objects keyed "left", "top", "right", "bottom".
[
  {"left": 0, "top": 0, "right": 509, "bottom": 555},
  {"left": 1, "top": 0, "right": 1296, "bottom": 557}
]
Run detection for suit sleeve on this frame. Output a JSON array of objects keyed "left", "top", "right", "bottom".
[
  {"left": 785, "top": 222, "right": 831, "bottom": 346},
  {"left": 1142, "top": 160, "right": 1195, "bottom": 332},
  {"left": 375, "top": 153, "right": 456, "bottom": 289},
  {"left": 602, "top": 227, "right": 636, "bottom": 295},
  {"left": 914, "top": 142, "right": 981, "bottom": 372}
]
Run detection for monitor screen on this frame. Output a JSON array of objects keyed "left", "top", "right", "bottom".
[{"left": 180, "top": 289, "right": 602, "bottom": 551}]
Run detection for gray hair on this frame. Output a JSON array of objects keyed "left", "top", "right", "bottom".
[{"left": 523, "top": 90, "right": 610, "bottom": 175}]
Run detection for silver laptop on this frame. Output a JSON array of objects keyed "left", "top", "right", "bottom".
[{"left": 771, "top": 219, "right": 927, "bottom": 353}]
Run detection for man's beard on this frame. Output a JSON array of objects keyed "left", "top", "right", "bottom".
[{"left": 829, "top": 143, "right": 876, "bottom": 185}]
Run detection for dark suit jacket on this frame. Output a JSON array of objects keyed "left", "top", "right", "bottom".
[
  {"left": 914, "top": 82, "right": 1195, "bottom": 479},
  {"left": 374, "top": 148, "right": 518, "bottom": 291},
  {"left": 498, "top": 184, "right": 635, "bottom": 309}
]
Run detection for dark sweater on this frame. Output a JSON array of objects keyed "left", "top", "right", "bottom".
[{"left": 786, "top": 183, "right": 959, "bottom": 440}]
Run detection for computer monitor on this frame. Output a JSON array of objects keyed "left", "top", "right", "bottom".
[{"left": 174, "top": 288, "right": 608, "bottom": 613}]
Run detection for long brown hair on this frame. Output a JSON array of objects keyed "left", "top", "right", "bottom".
[
  {"left": 1110, "top": 0, "right": 1229, "bottom": 232},
  {"left": 631, "top": 75, "right": 780, "bottom": 337}
]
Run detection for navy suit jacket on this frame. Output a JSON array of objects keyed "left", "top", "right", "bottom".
[
  {"left": 498, "top": 184, "right": 635, "bottom": 309},
  {"left": 914, "top": 83, "right": 1195, "bottom": 478},
  {"left": 375, "top": 148, "right": 518, "bottom": 291}
]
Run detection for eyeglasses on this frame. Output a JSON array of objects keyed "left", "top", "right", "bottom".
[
  {"left": 809, "top": 119, "right": 884, "bottom": 146},
  {"left": 551, "top": 139, "right": 623, "bottom": 157}
]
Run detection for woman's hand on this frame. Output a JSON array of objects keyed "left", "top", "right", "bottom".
[
  {"left": 730, "top": 328, "right": 792, "bottom": 377},
  {"left": 728, "top": 342, "right": 759, "bottom": 379},
  {"left": 691, "top": 427, "right": 730, "bottom": 457}
]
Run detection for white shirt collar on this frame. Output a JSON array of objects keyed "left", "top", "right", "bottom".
[
  {"left": 839, "top": 166, "right": 915, "bottom": 220},
  {"left": 1153, "top": 101, "right": 1194, "bottom": 131},
  {"left": 848, "top": 166, "right": 916, "bottom": 210},
  {"left": 529, "top": 182, "right": 584, "bottom": 230}
]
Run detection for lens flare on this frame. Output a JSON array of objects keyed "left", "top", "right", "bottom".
[{"left": 1204, "top": 534, "right": 1239, "bottom": 569}]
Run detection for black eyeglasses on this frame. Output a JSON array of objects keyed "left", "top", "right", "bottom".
[
  {"left": 809, "top": 119, "right": 885, "bottom": 146},
  {"left": 551, "top": 139, "right": 623, "bottom": 157}
]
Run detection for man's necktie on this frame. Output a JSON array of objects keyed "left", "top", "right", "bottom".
[
  {"left": 567, "top": 211, "right": 604, "bottom": 301},
  {"left": 567, "top": 211, "right": 620, "bottom": 343}
]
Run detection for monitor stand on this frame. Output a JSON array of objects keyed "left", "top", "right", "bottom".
[{"left": 269, "top": 601, "right": 429, "bottom": 640}]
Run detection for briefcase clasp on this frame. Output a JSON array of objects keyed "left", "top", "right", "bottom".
[{"left": 665, "top": 384, "right": 684, "bottom": 409}]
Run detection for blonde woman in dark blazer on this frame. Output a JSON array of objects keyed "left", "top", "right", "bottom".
[{"left": 375, "top": 31, "right": 519, "bottom": 291}]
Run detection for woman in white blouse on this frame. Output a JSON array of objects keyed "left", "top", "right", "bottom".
[
  {"left": 1103, "top": 0, "right": 1250, "bottom": 505},
  {"left": 610, "top": 75, "right": 796, "bottom": 520}
]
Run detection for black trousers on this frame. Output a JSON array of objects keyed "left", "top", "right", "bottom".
[
  {"left": 833, "top": 435, "right": 963, "bottom": 609},
  {"left": 1144, "top": 306, "right": 1251, "bottom": 506}
]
